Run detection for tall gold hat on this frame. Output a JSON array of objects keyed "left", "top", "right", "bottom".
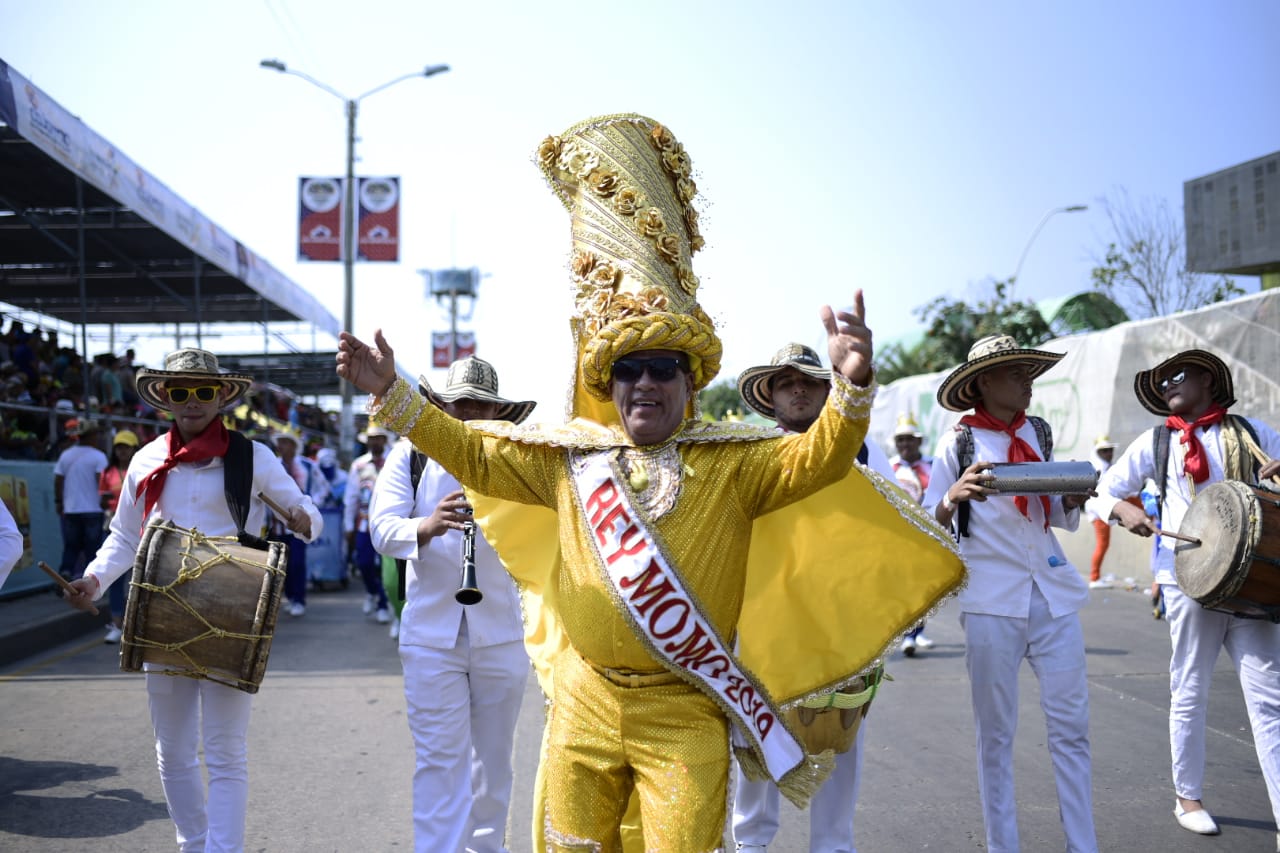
[{"left": 536, "top": 114, "right": 722, "bottom": 424}]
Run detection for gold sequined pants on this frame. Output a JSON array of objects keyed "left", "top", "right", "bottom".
[{"left": 543, "top": 651, "right": 729, "bottom": 852}]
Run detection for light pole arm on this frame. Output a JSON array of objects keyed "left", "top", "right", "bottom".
[
  {"left": 1013, "top": 204, "right": 1088, "bottom": 285},
  {"left": 355, "top": 65, "right": 450, "bottom": 103}
]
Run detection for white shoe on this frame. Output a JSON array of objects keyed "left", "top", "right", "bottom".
[
  {"left": 1173, "top": 802, "right": 1220, "bottom": 835},
  {"left": 389, "top": 617, "right": 400, "bottom": 640},
  {"left": 736, "top": 845, "right": 767, "bottom": 852},
  {"left": 103, "top": 625, "right": 122, "bottom": 644},
  {"left": 288, "top": 601, "right": 305, "bottom": 617},
  {"left": 902, "top": 635, "right": 916, "bottom": 657},
  {"left": 375, "top": 608, "right": 391, "bottom": 624},
  {"left": 914, "top": 634, "right": 935, "bottom": 650},
  {"left": 362, "top": 594, "right": 376, "bottom": 614},
  {"left": 1089, "top": 579, "right": 1113, "bottom": 589}
]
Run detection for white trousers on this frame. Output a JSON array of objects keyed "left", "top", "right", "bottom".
[
  {"left": 400, "top": 619, "right": 528, "bottom": 853},
  {"left": 145, "top": 673, "right": 253, "bottom": 853},
  {"left": 1163, "top": 584, "right": 1280, "bottom": 825},
  {"left": 731, "top": 722, "right": 866, "bottom": 851},
  {"left": 962, "top": 584, "right": 1097, "bottom": 853}
]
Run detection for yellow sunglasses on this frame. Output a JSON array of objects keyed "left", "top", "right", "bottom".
[{"left": 165, "top": 385, "right": 221, "bottom": 404}]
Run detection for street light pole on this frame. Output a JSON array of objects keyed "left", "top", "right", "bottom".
[
  {"left": 260, "top": 59, "right": 450, "bottom": 462},
  {"left": 1013, "top": 204, "right": 1088, "bottom": 286}
]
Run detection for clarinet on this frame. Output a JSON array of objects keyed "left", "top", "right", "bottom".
[{"left": 455, "top": 507, "right": 482, "bottom": 605}]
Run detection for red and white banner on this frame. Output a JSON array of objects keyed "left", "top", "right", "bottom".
[
  {"left": 432, "top": 331, "right": 477, "bottom": 367},
  {"left": 298, "top": 177, "right": 343, "bottom": 262},
  {"left": 357, "top": 176, "right": 399, "bottom": 262}
]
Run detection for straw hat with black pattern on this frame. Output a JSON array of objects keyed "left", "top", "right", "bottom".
[
  {"left": 1132, "top": 349, "right": 1235, "bottom": 416},
  {"left": 135, "top": 348, "right": 253, "bottom": 410},
  {"left": 935, "top": 334, "right": 1065, "bottom": 413},
  {"left": 418, "top": 356, "right": 536, "bottom": 424},
  {"left": 736, "top": 343, "right": 830, "bottom": 420}
]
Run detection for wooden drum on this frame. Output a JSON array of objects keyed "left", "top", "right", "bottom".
[
  {"left": 121, "top": 519, "right": 287, "bottom": 693},
  {"left": 784, "top": 664, "right": 884, "bottom": 755},
  {"left": 1174, "top": 481, "right": 1280, "bottom": 622}
]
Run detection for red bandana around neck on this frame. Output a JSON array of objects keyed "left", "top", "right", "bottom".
[
  {"left": 1166, "top": 403, "right": 1228, "bottom": 485},
  {"left": 135, "top": 420, "right": 231, "bottom": 519},
  {"left": 960, "top": 404, "right": 1050, "bottom": 528}
]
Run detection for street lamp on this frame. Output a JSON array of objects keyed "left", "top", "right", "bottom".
[
  {"left": 1013, "top": 204, "right": 1088, "bottom": 286},
  {"left": 260, "top": 58, "right": 450, "bottom": 461}
]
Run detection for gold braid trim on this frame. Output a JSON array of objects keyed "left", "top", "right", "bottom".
[
  {"left": 828, "top": 371, "right": 877, "bottom": 419},
  {"left": 580, "top": 311, "right": 723, "bottom": 401},
  {"left": 733, "top": 743, "right": 835, "bottom": 809},
  {"left": 367, "top": 377, "right": 427, "bottom": 436}
]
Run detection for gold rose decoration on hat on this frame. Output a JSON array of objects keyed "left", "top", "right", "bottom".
[{"left": 537, "top": 114, "right": 722, "bottom": 421}]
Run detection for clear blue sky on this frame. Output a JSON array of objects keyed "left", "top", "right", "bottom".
[{"left": 2, "top": 1, "right": 1276, "bottom": 419}]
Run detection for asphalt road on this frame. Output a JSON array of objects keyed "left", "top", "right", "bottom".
[{"left": 1, "top": 580, "right": 1275, "bottom": 852}]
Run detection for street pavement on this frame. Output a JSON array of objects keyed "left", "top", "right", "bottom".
[{"left": 1, "top": 578, "right": 1276, "bottom": 852}]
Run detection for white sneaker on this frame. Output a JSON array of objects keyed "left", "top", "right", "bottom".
[
  {"left": 288, "top": 601, "right": 305, "bottom": 617},
  {"left": 914, "top": 634, "right": 935, "bottom": 650},
  {"left": 1089, "top": 579, "right": 1113, "bottom": 589},
  {"left": 375, "top": 608, "right": 391, "bottom": 624},
  {"left": 902, "top": 635, "right": 916, "bottom": 657},
  {"left": 362, "top": 594, "right": 376, "bottom": 614},
  {"left": 736, "top": 846, "right": 767, "bottom": 852},
  {"left": 103, "top": 624, "right": 123, "bottom": 644},
  {"left": 389, "top": 617, "right": 400, "bottom": 640}
]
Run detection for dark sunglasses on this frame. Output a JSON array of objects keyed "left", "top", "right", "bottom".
[
  {"left": 1157, "top": 369, "right": 1188, "bottom": 392},
  {"left": 165, "top": 385, "right": 220, "bottom": 404},
  {"left": 611, "top": 357, "right": 688, "bottom": 384}
]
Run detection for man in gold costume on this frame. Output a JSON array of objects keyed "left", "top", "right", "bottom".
[{"left": 338, "top": 114, "right": 965, "bottom": 851}]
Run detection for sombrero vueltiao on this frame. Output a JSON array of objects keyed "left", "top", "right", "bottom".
[
  {"left": 935, "top": 334, "right": 1064, "bottom": 413},
  {"left": 1132, "top": 349, "right": 1235, "bottom": 416},
  {"left": 736, "top": 343, "right": 830, "bottom": 420},
  {"left": 419, "top": 356, "right": 536, "bottom": 424},
  {"left": 135, "top": 349, "right": 253, "bottom": 410}
]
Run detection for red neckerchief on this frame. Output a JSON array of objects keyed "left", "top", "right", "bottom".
[
  {"left": 960, "top": 404, "right": 1050, "bottom": 529},
  {"left": 1166, "top": 403, "right": 1228, "bottom": 485},
  {"left": 136, "top": 420, "right": 231, "bottom": 519}
]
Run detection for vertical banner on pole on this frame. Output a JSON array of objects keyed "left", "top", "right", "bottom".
[
  {"left": 432, "top": 331, "right": 477, "bottom": 367},
  {"left": 357, "top": 176, "right": 400, "bottom": 262},
  {"left": 298, "top": 177, "right": 343, "bottom": 262}
]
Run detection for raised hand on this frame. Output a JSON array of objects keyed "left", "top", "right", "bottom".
[
  {"left": 820, "top": 290, "right": 873, "bottom": 387},
  {"left": 336, "top": 329, "right": 398, "bottom": 397}
]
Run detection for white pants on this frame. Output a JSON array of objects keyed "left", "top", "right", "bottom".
[
  {"left": 962, "top": 584, "right": 1097, "bottom": 853},
  {"left": 1163, "top": 584, "right": 1280, "bottom": 825},
  {"left": 145, "top": 673, "right": 253, "bottom": 853},
  {"left": 731, "top": 723, "right": 866, "bottom": 851},
  {"left": 400, "top": 619, "right": 528, "bottom": 853}
]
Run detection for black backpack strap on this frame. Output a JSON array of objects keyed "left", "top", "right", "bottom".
[
  {"left": 1028, "top": 415, "right": 1054, "bottom": 461},
  {"left": 954, "top": 424, "right": 973, "bottom": 538},
  {"left": 397, "top": 450, "right": 429, "bottom": 600},
  {"left": 1153, "top": 425, "right": 1171, "bottom": 513},
  {"left": 224, "top": 431, "right": 269, "bottom": 551},
  {"left": 856, "top": 443, "right": 869, "bottom": 466}
]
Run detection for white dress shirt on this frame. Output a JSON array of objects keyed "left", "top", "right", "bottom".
[
  {"left": 925, "top": 422, "right": 1087, "bottom": 619},
  {"left": 83, "top": 434, "right": 322, "bottom": 599},
  {"left": 1087, "top": 417, "right": 1280, "bottom": 585},
  {"left": 0, "top": 500, "right": 21, "bottom": 588},
  {"left": 369, "top": 439, "right": 524, "bottom": 650}
]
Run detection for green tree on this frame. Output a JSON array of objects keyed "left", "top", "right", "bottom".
[
  {"left": 697, "top": 379, "right": 746, "bottom": 420},
  {"left": 877, "top": 277, "right": 1052, "bottom": 384},
  {"left": 1091, "top": 189, "right": 1243, "bottom": 318}
]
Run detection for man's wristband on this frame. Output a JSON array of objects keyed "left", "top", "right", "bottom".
[{"left": 941, "top": 492, "right": 955, "bottom": 512}]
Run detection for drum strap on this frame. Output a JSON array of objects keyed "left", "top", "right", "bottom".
[
  {"left": 394, "top": 449, "right": 427, "bottom": 600},
  {"left": 1154, "top": 415, "right": 1261, "bottom": 512},
  {"left": 224, "top": 432, "right": 269, "bottom": 550},
  {"left": 954, "top": 416, "right": 1052, "bottom": 537}
]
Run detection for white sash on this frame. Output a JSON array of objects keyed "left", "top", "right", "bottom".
[{"left": 569, "top": 449, "right": 805, "bottom": 784}]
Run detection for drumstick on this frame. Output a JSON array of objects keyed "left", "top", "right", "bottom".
[
  {"left": 258, "top": 492, "right": 311, "bottom": 539},
  {"left": 1160, "top": 529, "right": 1202, "bottom": 546},
  {"left": 38, "top": 561, "right": 99, "bottom": 615},
  {"left": 257, "top": 491, "right": 289, "bottom": 517}
]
